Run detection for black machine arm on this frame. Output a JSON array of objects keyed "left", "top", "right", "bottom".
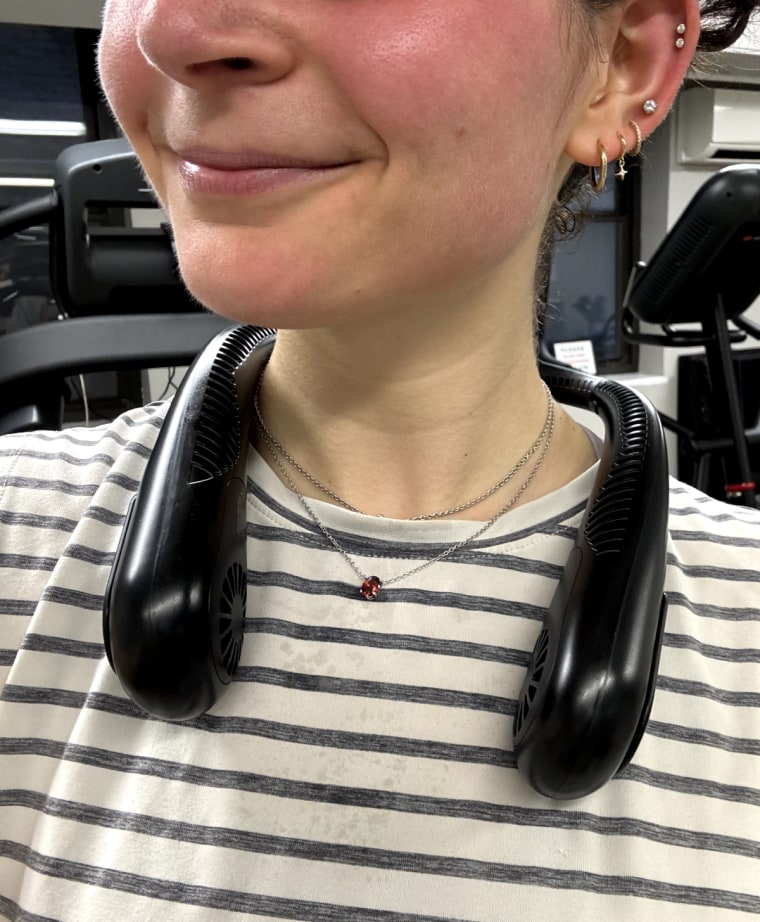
[
  {"left": 622, "top": 165, "right": 760, "bottom": 507},
  {"left": 104, "top": 331, "right": 670, "bottom": 800}
]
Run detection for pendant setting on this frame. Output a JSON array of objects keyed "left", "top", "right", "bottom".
[{"left": 360, "top": 576, "right": 383, "bottom": 600}]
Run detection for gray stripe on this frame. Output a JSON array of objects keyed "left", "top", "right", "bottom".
[
  {"left": 102, "top": 471, "right": 141, "bottom": 492},
  {"left": 5, "top": 672, "right": 515, "bottom": 728},
  {"left": 0, "top": 510, "right": 78, "bottom": 533},
  {"left": 0, "top": 443, "right": 151, "bottom": 466},
  {"left": 667, "top": 556, "right": 760, "bottom": 583},
  {"left": 666, "top": 590, "right": 760, "bottom": 622},
  {"left": 619, "top": 761, "right": 760, "bottom": 805},
  {"left": 83, "top": 505, "right": 128, "bottom": 527},
  {"left": 2, "top": 476, "right": 98, "bottom": 497},
  {"left": 1, "top": 805, "right": 758, "bottom": 913},
  {"left": 0, "top": 554, "right": 57, "bottom": 572},
  {"left": 20, "top": 635, "right": 103, "bottom": 661},
  {"left": 0, "top": 599, "right": 37, "bottom": 616},
  {"left": 663, "top": 631, "right": 760, "bottom": 663},
  {"left": 657, "top": 674, "right": 760, "bottom": 708},
  {"left": 646, "top": 719, "right": 760, "bottom": 755},
  {"left": 61, "top": 544, "right": 114, "bottom": 567},
  {"left": 249, "top": 570, "right": 548, "bottom": 620},
  {"left": 670, "top": 528, "right": 760, "bottom": 549},
  {"left": 40, "top": 586, "right": 104, "bottom": 612},
  {"left": 236, "top": 665, "right": 511, "bottom": 714},
  {"left": 0, "top": 839, "right": 460, "bottom": 922},
  {"left": 0, "top": 444, "right": 121, "bottom": 467},
  {"left": 249, "top": 617, "right": 531, "bottom": 667}
]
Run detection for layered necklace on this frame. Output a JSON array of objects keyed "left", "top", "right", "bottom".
[{"left": 253, "top": 376, "right": 555, "bottom": 599}]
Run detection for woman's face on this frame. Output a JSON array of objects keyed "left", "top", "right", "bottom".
[{"left": 99, "top": 0, "right": 595, "bottom": 329}]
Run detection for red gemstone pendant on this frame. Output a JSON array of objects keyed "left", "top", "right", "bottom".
[{"left": 360, "top": 576, "right": 382, "bottom": 600}]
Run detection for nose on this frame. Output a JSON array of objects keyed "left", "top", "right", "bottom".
[{"left": 135, "top": 0, "right": 296, "bottom": 87}]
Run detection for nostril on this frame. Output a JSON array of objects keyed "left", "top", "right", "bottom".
[{"left": 222, "top": 57, "right": 254, "bottom": 70}]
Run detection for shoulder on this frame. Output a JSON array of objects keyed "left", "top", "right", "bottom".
[
  {"left": 0, "top": 403, "right": 169, "bottom": 690},
  {"left": 0, "top": 400, "right": 169, "bottom": 583},
  {"left": 666, "top": 477, "right": 760, "bottom": 575},
  {"left": 661, "top": 477, "right": 759, "bottom": 696},
  {"left": 0, "top": 401, "right": 168, "bottom": 528},
  {"left": 665, "top": 477, "right": 759, "bottom": 609}
]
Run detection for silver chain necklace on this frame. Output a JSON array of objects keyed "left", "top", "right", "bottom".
[
  {"left": 254, "top": 385, "right": 556, "bottom": 600},
  {"left": 253, "top": 374, "right": 553, "bottom": 520}
]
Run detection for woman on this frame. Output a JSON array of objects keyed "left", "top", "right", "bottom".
[{"left": 1, "top": 0, "right": 759, "bottom": 918}]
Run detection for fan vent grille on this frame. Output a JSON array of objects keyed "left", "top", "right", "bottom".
[
  {"left": 514, "top": 628, "right": 549, "bottom": 739},
  {"left": 190, "top": 326, "right": 273, "bottom": 481},
  {"left": 584, "top": 382, "right": 648, "bottom": 556},
  {"left": 217, "top": 561, "right": 247, "bottom": 678}
]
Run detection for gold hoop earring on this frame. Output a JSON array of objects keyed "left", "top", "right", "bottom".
[
  {"left": 616, "top": 133, "right": 628, "bottom": 180},
  {"left": 590, "top": 142, "right": 607, "bottom": 192},
  {"left": 628, "top": 120, "right": 643, "bottom": 157}
]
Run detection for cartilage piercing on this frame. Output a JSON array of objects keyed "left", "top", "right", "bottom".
[
  {"left": 676, "top": 23, "right": 686, "bottom": 48},
  {"left": 628, "top": 120, "right": 643, "bottom": 157}
]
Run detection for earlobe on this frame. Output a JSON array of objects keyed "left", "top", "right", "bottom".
[{"left": 564, "top": 0, "right": 700, "bottom": 169}]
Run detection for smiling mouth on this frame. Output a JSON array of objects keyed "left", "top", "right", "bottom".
[{"left": 175, "top": 151, "right": 358, "bottom": 197}]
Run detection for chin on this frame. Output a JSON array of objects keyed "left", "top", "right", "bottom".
[
  {"left": 172, "top": 228, "right": 409, "bottom": 331},
  {"left": 173, "top": 233, "right": 325, "bottom": 328},
  {"left": 178, "top": 264, "right": 362, "bottom": 331}
]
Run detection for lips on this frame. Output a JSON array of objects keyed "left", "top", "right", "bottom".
[{"left": 174, "top": 148, "right": 357, "bottom": 196}]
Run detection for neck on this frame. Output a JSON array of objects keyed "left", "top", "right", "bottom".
[{"left": 255, "top": 289, "right": 596, "bottom": 520}]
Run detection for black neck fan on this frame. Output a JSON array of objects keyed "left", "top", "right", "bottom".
[{"left": 103, "top": 326, "right": 669, "bottom": 799}]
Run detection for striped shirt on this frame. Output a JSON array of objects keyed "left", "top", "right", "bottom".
[{"left": 1, "top": 403, "right": 759, "bottom": 920}]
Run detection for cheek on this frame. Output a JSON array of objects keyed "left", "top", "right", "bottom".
[
  {"left": 348, "top": 1, "right": 566, "bottom": 138},
  {"left": 98, "top": 1, "right": 161, "bottom": 166},
  {"left": 329, "top": 2, "right": 571, "bottom": 239},
  {"left": 98, "top": 1, "right": 138, "bottom": 103},
  {"left": 357, "top": 22, "right": 566, "bottom": 273}
]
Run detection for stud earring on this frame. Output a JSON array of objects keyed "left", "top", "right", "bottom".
[
  {"left": 675, "top": 23, "right": 686, "bottom": 48},
  {"left": 628, "top": 120, "right": 643, "bottom": 157},
  {"left": 616, "top": 133, "right": 628, "bottom": 180},
  {"left": 590, "top": 141, "right": 608, "bottom": 193},
  {"left": 643, "top": 99, "right": 658, "bottom": 115}
]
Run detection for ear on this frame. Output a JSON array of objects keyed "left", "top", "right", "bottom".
[{"left": 564, "top": 0, "right": 700, "bottom": 169}]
